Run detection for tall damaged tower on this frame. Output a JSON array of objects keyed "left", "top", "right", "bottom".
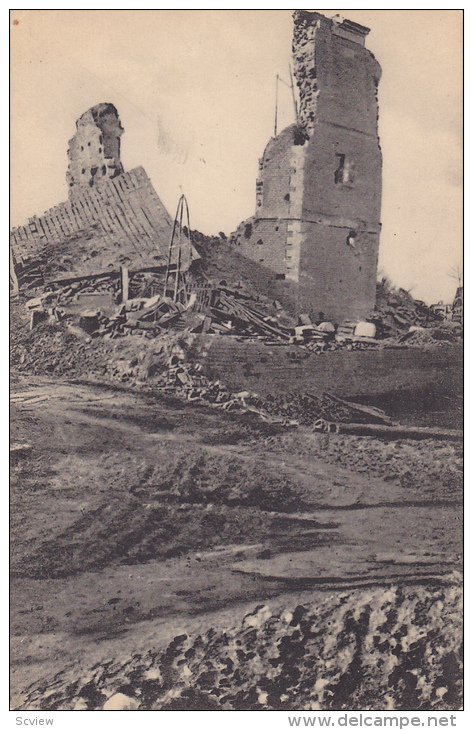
[{"left": 233, "top": 10, "right": 382, "bottom": 322}]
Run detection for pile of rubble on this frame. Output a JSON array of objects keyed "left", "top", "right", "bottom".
[
  {"left": 107, "top": 341, "right": 397, "bottom": 429},
  {"left": 199, "top": 285, "right": 292, "bottom": 340},
  {"left": 22, "top": 286, "right": 384, "bottom": 357},
  {"left": 26, "top": 288, "right": 189, "bottom": 341},
  {"left": 398, "top": 323, "right": 463, "bottom": 347},
  {"left": 145, "top": 356, "right": 249, "bottom": 413},
  {"left": 14, "top": 273, "right": 461, "bottom": 430},
  {"left": 13, "top": 250, "right": 462, "bottom": 431},
  {"left": 24, "top": 272, "right": 292, "bottom": 340},
  {"left": 374, "top": 278, "right": 445, "bottom": 335},
  {"left": 21, "top": 260, "right": 462, "bottom": 361}
]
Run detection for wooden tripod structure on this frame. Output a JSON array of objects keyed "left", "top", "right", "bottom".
[{"left": 163, "top": 194, "right": 191, "bottom": 305}]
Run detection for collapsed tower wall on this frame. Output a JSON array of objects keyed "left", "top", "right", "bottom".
[
  {"left": 66, "top": 103, "right": 124, "bottom": 194},
  {"left": 233, "top": 10, "right": 382, "bottom": 322},
  {"left": 10, "top": 104, "right": 193, "bottom": 287}
]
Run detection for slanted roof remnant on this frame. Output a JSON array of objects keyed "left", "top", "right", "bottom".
[{"left": 10, "top": 167, "right": 176, "bottom": 285}]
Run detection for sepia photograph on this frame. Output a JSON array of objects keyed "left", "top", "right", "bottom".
[{"left": 9, "top": 6, "right": 463, "bottom": 715}]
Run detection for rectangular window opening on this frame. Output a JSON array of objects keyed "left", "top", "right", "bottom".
[{"left": 335, "top": 153, "right": 355, "bottom": 185}]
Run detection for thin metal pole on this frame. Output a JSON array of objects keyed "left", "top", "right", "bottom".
[
  {"left": 173, "top": 196, "right": 184, "bottom": 302},
  {"left": 181, "top": 196, "right": 191, "bottom": 306},
  {"left": 289, "top": 63, "right": 298, "bottom": 120},
  {"left": 163, "top": 195, "right": 182, "bottom": 298},
  {"left": 164, "top": 193, "right": 192, "bottom": 304}
]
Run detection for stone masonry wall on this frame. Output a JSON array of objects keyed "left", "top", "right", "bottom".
[
  {"left": 293, "top": 12, "right": 380, "bottom": 138},
  {"left": 233, "top": 124, "right": 305, "bottom": 298}
]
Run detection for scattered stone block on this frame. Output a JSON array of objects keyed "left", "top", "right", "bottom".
[
  {"left": 29, "top": 309, "right": 46, "bottom": 330},
  {"left": 298, "top": 313, "right": 312, "bottom": 326},
  {"left": 102, "top": 693, "right": 140, "bottom": 711},
  {"left": 79, "top": 310, "right": 100, "bottom": 333},
  {"left": 354, "top": 321, "right": 377, "bottom": 338}
]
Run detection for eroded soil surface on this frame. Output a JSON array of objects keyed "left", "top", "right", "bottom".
[{"left": 10, "top": 376, "right": 462, "bottom": 710}]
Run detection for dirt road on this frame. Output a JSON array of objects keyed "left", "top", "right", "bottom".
[{"left": 10, "top": 376, "right": 462, "bottom": 707}]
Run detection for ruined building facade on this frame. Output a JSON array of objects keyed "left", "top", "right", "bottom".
[{"left": 233, "top": 10, "right": 382, "bottom": 322}]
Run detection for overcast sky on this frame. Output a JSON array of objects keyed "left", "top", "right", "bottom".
[{"left": 11, "top": 9, "right": 462, "bottom": 304}]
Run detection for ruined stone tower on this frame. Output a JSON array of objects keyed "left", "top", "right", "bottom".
[
  {"left": 233, "top": 10, "right": 382, "bottom": 322},
  {"left": 66, "top": 103, "right": 124, "bottom": 195}
]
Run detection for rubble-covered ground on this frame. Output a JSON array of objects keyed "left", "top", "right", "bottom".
[
  {"left": 10, "top": 244, "right": 463, "bottom": 710},
  {"left": 10, "top": 295, "right": 462, "bottom": 430}
]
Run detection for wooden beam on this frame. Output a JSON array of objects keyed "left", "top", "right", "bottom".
[
  {"left": 316, "top": 421, "right": 462, "bottom": 442},
  {"left": 10, "top": 248, "right": 19, "bottom": 295},
  {"left": 120, "top": 266, "right": 129, "bottom": 303},
  {"left": 326, "top": 393, "right": 395, "bottom": 425}
]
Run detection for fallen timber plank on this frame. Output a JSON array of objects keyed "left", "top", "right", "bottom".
[
  {"left": 324, "top": 422, "right": 462, "bottom": 441},
  {"left": 326, "top": 392, "right": 395, "bottom": 425},
  {"left": 43, "top": 270, "right": 120, "bottom": 286},
  {"left": 239, "top": 314, "right": 289, "bottom": 339},
  {"left": 10, "top": 443, "right": 33, "bottom": 455},
  {"left": 226, "top": 301, "right": 291, "bottom": 339},
  {"left": 43, "top": 265, "right": 167, "bottom": 287},
  {"left": 210, "top": 302, "right": 269, "bottom": 336}
]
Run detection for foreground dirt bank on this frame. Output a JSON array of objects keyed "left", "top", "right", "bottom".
[{"left": 17, "top": 576, "right": 463, "bottom": 711}]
